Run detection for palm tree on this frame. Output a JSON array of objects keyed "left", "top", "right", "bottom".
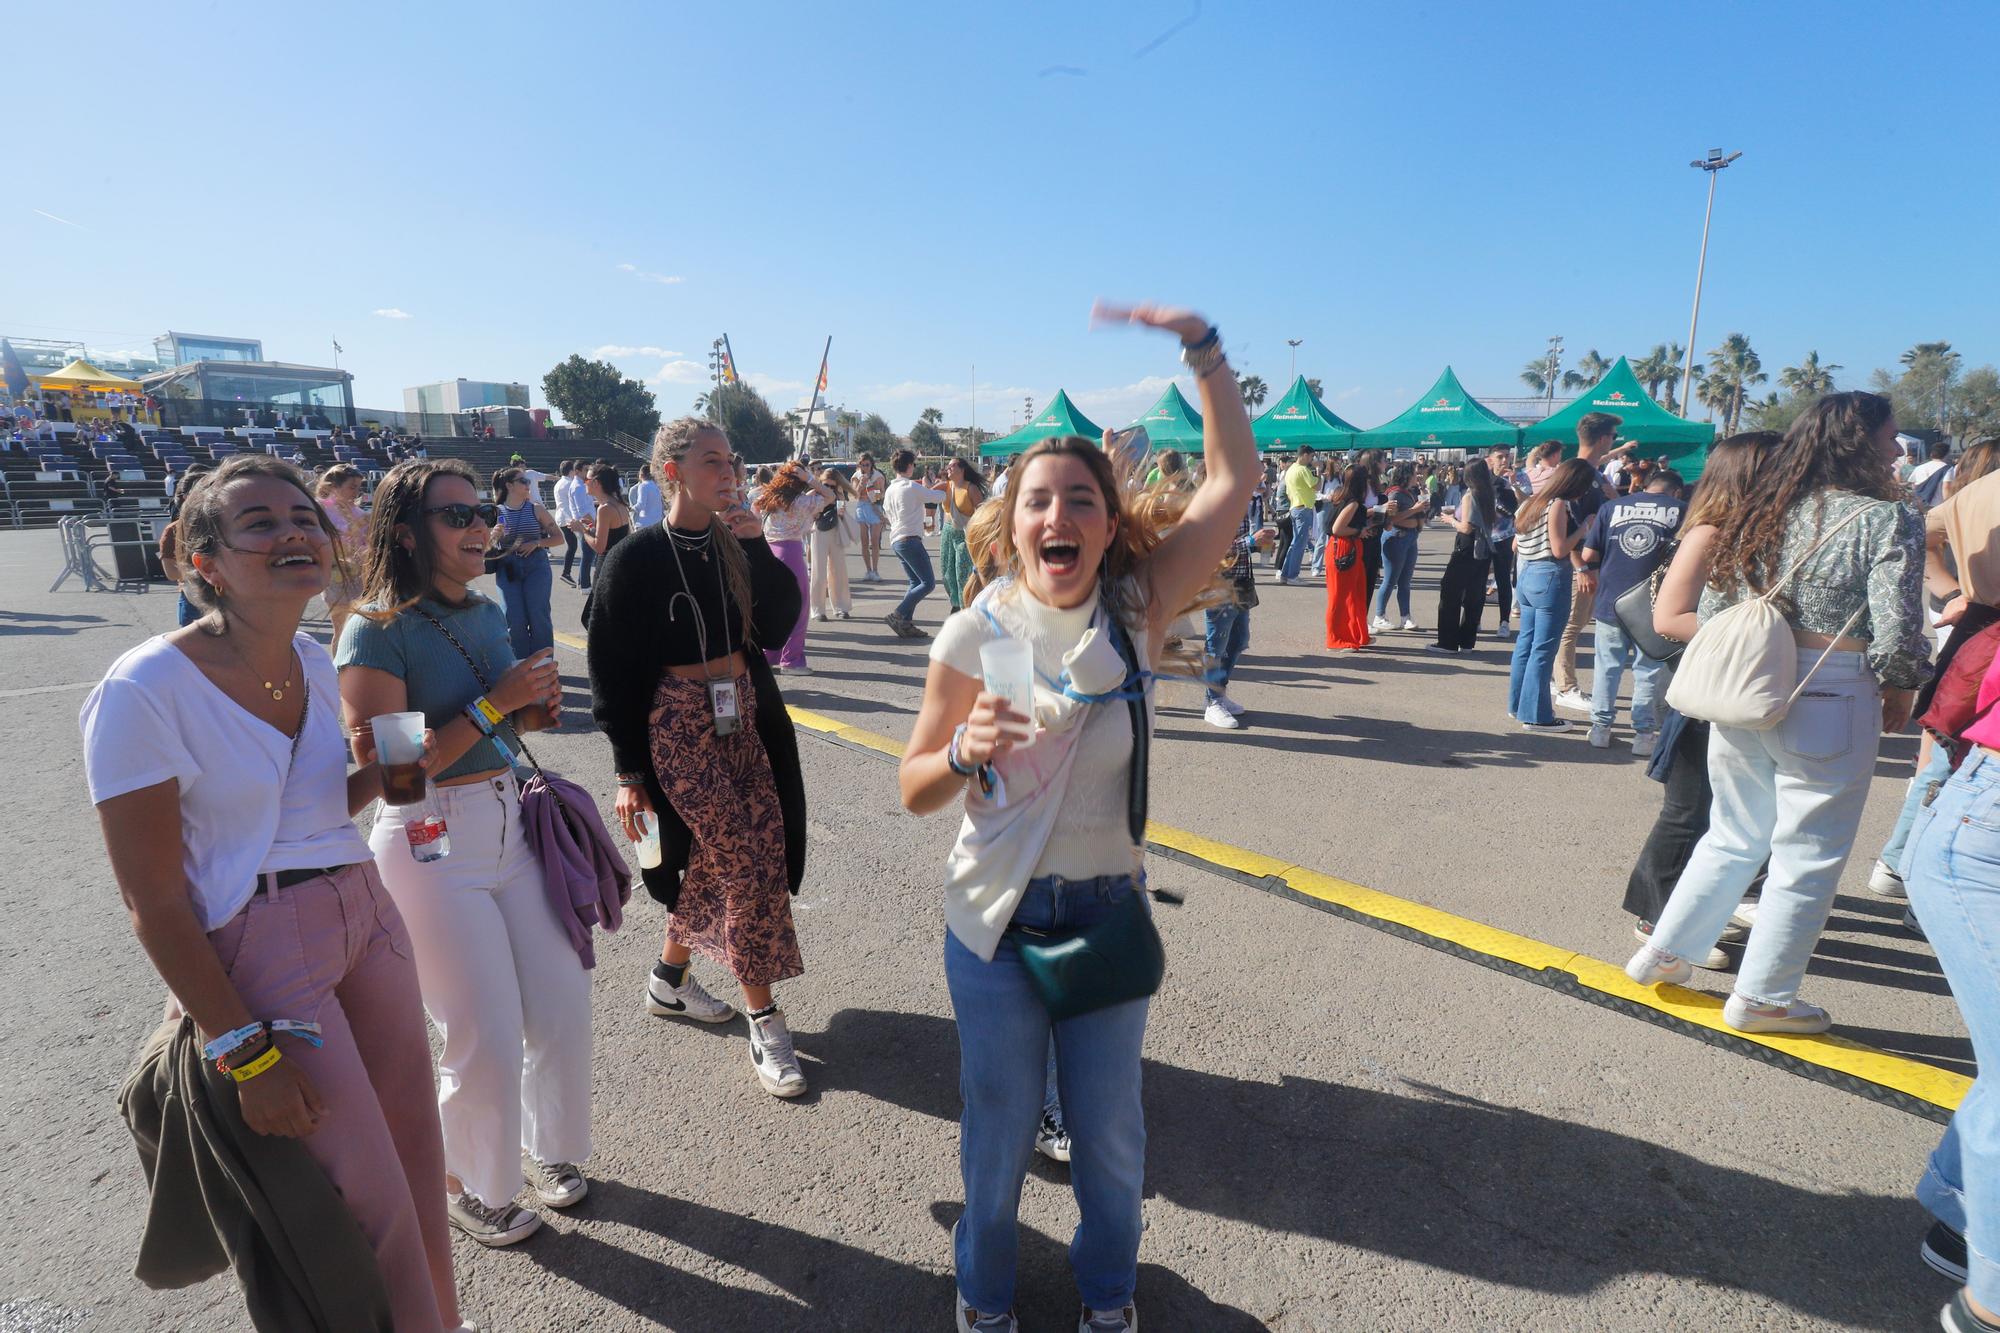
[
  {"left": 1655, "top": 343, "right": 1688, "bottom": 409},
  {"left": 1779, "top": 351, "right": 1841, "bottom": 397},
  {"left": 1704, "top": 333, "right": 1766, "bottom": 434},
  {"left": 1305, "top": 377, "right": 1323, "bottom": 399},
  {"left": 919, "top": 406, "right": 944, "bottom": 427},
  {"left": 1519, "top": 353, "right": 1560, "bottom": 396},
  {"left": 1565, "top": 349, "right": 1613, "bottom": 391},
  {"left": 1237, "top": 374, "right": 1267, "bottom": 414},
  {"left": 1902, "top": 341, "right": 1962, "bottom": 433}
]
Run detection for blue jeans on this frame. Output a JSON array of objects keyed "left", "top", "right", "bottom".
[
  {"left": 892, "top": 536, "right": 935, "bottom": 621},
  {"left": 1370, "top": 527, "right": 1419, "bottom": 620},
  {"left": 945, "top": 874, "right": 1150, "bottom": 1313},
  {"left": 1507, "top": 561, "right": 1572, "bottom": 724},
  {"left": 1590, "top": 618, "right": 1666, "bottom": 732},
  {"left": 497, "top": 552, "right": 554, "bottom": 659},
  {"left": 1882, "top": 743, "right": 1953, "bottom": 877},
  {"left": 1280, "top": 505, "right": 1316, "bottom": 580},
  {"left": 1202, "top": 601, "right": 1250, "bottom": 705},
  {"left": 1310, "top": 505, "right": 1332, "bottom": 575},
  {"left": 1651, "top": 650, "right": 1879, "bottom": 1005},
  {"left": 1909, "top": 750, "right": 2000, "bottom": 1308},
  {"left": 175, "top": 589, "right": 199, "bottom": 627}
]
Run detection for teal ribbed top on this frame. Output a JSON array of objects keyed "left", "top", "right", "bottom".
[{"left": 334, "top": 593, "right": 520, "bottom": 779}]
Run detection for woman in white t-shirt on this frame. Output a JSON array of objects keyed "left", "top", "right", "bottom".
[
  {"left": 80, "top": 454, "right": 462, "bottom": 1333},
  {"left": 897, "top": 304, "right": 1258, "bottom": 1333}
]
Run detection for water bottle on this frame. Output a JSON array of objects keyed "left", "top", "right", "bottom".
[{"left": 405, "top": 788, "right": 450, "bottom": 863}]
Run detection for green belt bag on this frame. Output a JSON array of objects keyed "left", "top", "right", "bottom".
[{"left": 1009, "top": 609, "right": 1165, "bottom": 1020}]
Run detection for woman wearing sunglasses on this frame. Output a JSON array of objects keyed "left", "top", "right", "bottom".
[{"left": 335, "top": 461, "right": 588, "bottom": 1249}]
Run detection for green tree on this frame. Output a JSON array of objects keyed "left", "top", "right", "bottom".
[
  {"left": 1779, "top": 350, "right": 1841, "bottom": 397},
  {"left": 1745, "top": 391, "right": 1810, "bottom": 435},
  {"left": 701, "top": 380, "right": 791, "bottom": 463},
  {"left": 853, "top": 412, "right": 897, "bottom": 455},
  {"left": 1950, "top": 365, "right": 2000, "bottom": 441},
  {"left": 1703, "top": 333, "right": 1766, "bottom": 434},
  {"left": 1898, "top": 341, "right": 1962, "bottom": 434},
  {"left": 1519, "top": 353, "right": 1560, "bottom": 396},
  {"left": 909, "top": 407, "right": 946, "bottom": 454},
  {"left": 1237, "top": 374, "right": 1268, "bottom": 413},
  {"left": 1566, "top": 349, "right": 1612, "bottom": 391},
  {"left": 1305, "top": 377, "right": 1324, "bottom": 399},
  {"left": 541, "top": 355, "right": 660, "bottom": 440},
  {"left": 1655, "top": 343, "right": 1688, "bottom": 409}
]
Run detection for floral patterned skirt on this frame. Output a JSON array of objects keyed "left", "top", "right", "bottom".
[{"left": 647, "top": 671, "right": 802, "bottom": 986}]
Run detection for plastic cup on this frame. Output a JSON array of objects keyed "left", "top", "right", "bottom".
[
  {"left": 978, "top": 638, "right": 1036, "bottom": 748},
  {"left": 369, "top": 711, "right": 427, "bottom": 764},
  {"left": 634, "top": 810, "right": 663, "bottom": 869}
]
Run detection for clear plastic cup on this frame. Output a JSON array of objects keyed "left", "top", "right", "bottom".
[
  {"left": 634, "top": 810, "right": 663, "bottom": 869},
  {"left": 978, "top": 638, "right": 1036, "bottom": 747},
  {"left": 370, "top": 711, "right": 427, "bottom": 805}
]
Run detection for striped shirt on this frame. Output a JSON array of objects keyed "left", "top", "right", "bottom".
[{"left": 1516, "top": 504, "right": 1558, "bottom": 562}]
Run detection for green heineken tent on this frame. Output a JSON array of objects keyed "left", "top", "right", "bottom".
[
  {"left": 979, "top": 388, "right": 1103, "bottom": 458},
  {"left": 1123, "top": 381, "right": 1204, "bottom": 450},
  {"left": 1252, "top": 375, "right": 1360, "bottom": 453},
  {"left": 1352, "top": 366, "right": 1521, "bottom": 454},
  {"left": 1525, "top": 356, "right": 1716, "bottom": 479}
]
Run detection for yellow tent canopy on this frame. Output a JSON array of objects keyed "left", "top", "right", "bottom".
[{"left": 33, "top": 358, "right": 145, "bottom": 392}]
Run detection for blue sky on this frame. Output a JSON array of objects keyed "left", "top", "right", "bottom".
[{"left": 8, "top": 1, "right": 1996, "bottom": 434}]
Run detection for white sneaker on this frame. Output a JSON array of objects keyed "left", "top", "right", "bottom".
[
  {"left": 808, "top": 610, "right": 822, "bottom": 620},
  {"left": 1729, "top": 900, "right": 1759, "bottom": 931},
  {"left": 1203, "top": 701, "right": 1241, "bottom": 730},
  {"left": 447, "top": 1191, "right": 542, "bottom": 1247},
  {"left": 645, "top": 966, "right": 737, "bottom": 1024},
  {"left": 1553, "top": 689, "right": 1592, "bottom": 713},
  {"left": 1520, "top": 719, "right": 1571, "bottom": 734},
  {"left": 1215, "top": 692, "right": 1245, "bottom": 716},
  {"left": 748, "top": 1009, "right": 808, "bottom": 1098},
  {"left": 1868, "top": 859, "right": 1907, "bottom": 898},
  {"left": 1588, "top": 723, "right": 1612, "bottom": 749},
  {"left": 1629, "top": 731, "right": 1657, "bottom": 758},
  {"left": 1035, "top": 1112, "right": 1072, "bottom": 1163},
  {"left": 1399, "top": 618, "right": 1418, "bottom": 632},
  {"left": 1369, "top": 616, "right": 1392, "bottom": 632},
  {"left": 1080, "top": 1305, "right": 1138, "bottom": 1333},
  {"left": 1634, "top": 922, "right": 1728, "bottom": 970},
  {"left": 1624, "top": 944, "right": 1693, "bottom": 988},
  {"left": 957, "top": 1293, "right": 1019, "bottom": 1333},
  {"left": 1723, "top": 994, "right": 1831, "bottom": 1034}
]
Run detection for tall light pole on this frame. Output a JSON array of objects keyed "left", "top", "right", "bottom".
[
  {"left": 1545, "top": 335, "right": 1564, "bottom": 413},
  {"left": 1679, "top": 148, "right": 1742, "bottom": 416},
  {"left": 1287, "top": 338, "right": 1303, "bottom": 382}
]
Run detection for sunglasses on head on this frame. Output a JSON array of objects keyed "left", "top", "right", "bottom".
[{"left": 423, "top": 502, "right": 499, "bottom": 528}]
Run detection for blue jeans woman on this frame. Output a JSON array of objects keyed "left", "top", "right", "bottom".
[
  {"left": 1507, "top": 559, "right": 1572, "bottom": 725},
  {"left": 496, "top": 551, "right": 554, "bottom": 659},
  {"left": 1370, "top": 526, "right": 1420, "bottom": 623}
]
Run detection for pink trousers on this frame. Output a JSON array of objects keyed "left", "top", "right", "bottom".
[
  {"left": 763, "top": 537, "right": 811, "bottom": 669},
  {"left": 207, "top": 862, "right": 459, "bottom": 1332}
]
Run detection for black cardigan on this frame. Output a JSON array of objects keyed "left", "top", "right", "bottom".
[{"left": 585, "top": 525, "right": 806, "bottom": 909}]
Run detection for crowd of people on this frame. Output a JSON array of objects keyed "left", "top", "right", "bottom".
[{"left": 77, "top": 293, "right": 2000, "bottom": 1330}]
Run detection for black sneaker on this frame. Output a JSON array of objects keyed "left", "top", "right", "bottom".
[{"left": 1925, "top": 1220, "right": 1971, "bottom": 1283}]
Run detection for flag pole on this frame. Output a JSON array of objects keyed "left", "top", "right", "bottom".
[
  {"left": 721, "top": 333, "right": 741, "bottom": 387},
  {"left": 796, "top": 336, "right": 831, "bottom": 461}
]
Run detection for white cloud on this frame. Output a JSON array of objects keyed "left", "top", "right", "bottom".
[
  {"left": 1337, "top": 385, "right": 1364, "bottom": 400},
  {"left": 746, "top": 373, "right": 809, "bottom": 400},
  {"left": 617, "top": 262, "right": 684, "bottom": 286},
  {"left": 651, "top": 359, "right": 708, "bottom": 385},
  {"left": 595, "top": 344, "right": 681, "bottom": 360},
  {"left": 372, "top": 308, "right": 412, "bottom": 320},
  {"left": 32, "top": 208, "right": 82, "bottom": 228},
  {"left": 1067, "top": 375, "right": 1190, "bottom": 426}
]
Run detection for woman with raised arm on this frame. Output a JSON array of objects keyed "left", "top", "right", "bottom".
[
  {"left": 586, "top": 419, "right": 813, "bottom": 1099},
  {"left": 754, "top": 459, "right": 835, "bottom": 672},
  {"left": 899, "top": 305, "right": 1257, "bottom": 1333},
  {"left": 85, "top": 454, "right": 462, "bottom": 1331}
]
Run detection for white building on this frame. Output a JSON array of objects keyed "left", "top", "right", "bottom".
[{"left": 404, "top": 378, "right": 530, "bottom": 417}]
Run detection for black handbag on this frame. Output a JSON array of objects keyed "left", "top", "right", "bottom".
[
  {"left": 1612, "top": 546, "right": 1684, "bottom": 663},
  {"left": 1010, "top": 609, "right": 1166, "bottom": 1020}
]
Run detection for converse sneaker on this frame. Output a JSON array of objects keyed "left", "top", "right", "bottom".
[
  {"left": 1723, "top": 995, "right": 1830, "bottom": 1034},
  {"left": 1080, "top": 1303, "right": 1138, "bottom": 1332},
  {"left": 1624, "top": 944, "right": 1693, "bottom": 988},
  {"left": 447, "top": 1191, "right": 542, "bottom": 1247},
  {"left": 1203, "top": 700, "right": 1241, "bottom": 730},
  {"left": 1869, "top": 859, "right": 1908, "bottom": 898},
  {"left": 748, "top": 1009, "right": 808, "bottom": 1098},
  {"left": 1553, "top": 688, "right": 1591, "bottom": 713},
  {"left": 1629, "top": 731, "right": 1657, "bottom": 758},
  {"left": 1520, "top": 719, "right": 1571, "bottom": 734},
  {"left": 1035, "top": 1112, "right": 1072, "bottom": 1163},
  {"left": 524, "top": 1158, "right": 588, "bottom": 1209},
  {"left": 1633, "top": 922, "right": 1728, "bottom": 970},
  {"left": 646, "top": 964, "right": 737, "bottom": 1024},
  {"left": 1588, "top": 723, "right": 1612, "bottom": 748},
  {"left": 1924, "top": 1220, "right": 1970, "bottom": 1283},
  {"left": 957, "top": 1292, "right": 1019, "bottom": 1332}
]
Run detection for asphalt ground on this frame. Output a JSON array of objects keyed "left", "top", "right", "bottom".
[{"left": 0, "top": 523, "right": 1973, "bottom": 1331}]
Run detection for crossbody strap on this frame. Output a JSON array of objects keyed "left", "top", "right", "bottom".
[
  {"left": 1759, "top": 500, "right": 1880, "bottom": 602},
  {"left": 411, "top": 606, "right": 549, "bottom": 784},
  {"left": 1106, "top": 607, "right": 1150, "bottom": 852}
]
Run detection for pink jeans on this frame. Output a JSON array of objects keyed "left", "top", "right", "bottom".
[
  {"left": 207, "top": 863, "right": 459, "bottom": 1332},
  {"left": 763, "top": 537, "right": 810, "bottom": 669}
]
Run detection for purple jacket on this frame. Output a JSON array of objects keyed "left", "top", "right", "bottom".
[{"left": 521, "top": 769, "right": 631, "bottom": 968}]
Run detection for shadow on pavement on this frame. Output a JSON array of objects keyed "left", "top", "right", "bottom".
[
  {"left": 0, "top": 609, "right": 108, "bottom": 637},
  {"left": 804, "top": 1008, "right": 1937, "bottom": 1331}
]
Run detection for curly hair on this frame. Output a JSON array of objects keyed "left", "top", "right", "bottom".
[
  {"left": 651, "top": 416, "right": 754, "bottom": 639},
  {"left": 1705, "top": 391, "right": 1897, "bottom": 596},
  {"left": 1682, "top": 431, "right": 1780, "bottom": 531}
]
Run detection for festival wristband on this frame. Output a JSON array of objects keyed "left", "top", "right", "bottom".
[
  {"left": 946, "top": 724, "right": 977, "bottom": 778},
  {"left": 227, "top": 1045, "right": 283, "bottom": 1083},
  {"left": 202, "top": 1022, "right": 266, "bottom": 1063},
  {"left": 269, "top": 1019, "right": 324, "bottom": 1048},
  {"left": 615, "top": 772, "right": 648, "bottom": 787}
]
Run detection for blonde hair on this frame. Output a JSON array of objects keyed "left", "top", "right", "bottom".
[
  {"left": 652, "top": 416, "right": 754, "bottom": 640},
  {"left": 315, "top": 463, "right": 363, "bottom": 498}
]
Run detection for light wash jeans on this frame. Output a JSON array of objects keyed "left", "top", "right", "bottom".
[
  {"left": 1590, "top": 618, "right": 1666, "bottom": 732},
  {"left": 1650, "top": 650, "right": 1880, "bottom": 1006},
  {"left": 1507, "top": 560, "right": 1571, "bottom": 725},
  {"left": 1310, "top": 504, "right": 1332, "bottom": 576},
  {"left": 1909, "top": 749, "right": 2000, "bottom": 1308},
  {"left": 945, "top": 874, "right": 1150, "bottom": 1313},
  {"left": 1881, "top": 743, "right": 1953, "bottom": 878},
  {"left": 1280, "top": 505, "right": 1316, "bottom": 580},
  {"left": 1202, "top": 601, "right": 1250, "bottom": 706},
  {"left": 1370, "top": 527, "right": 1419, "bottom": 621}
]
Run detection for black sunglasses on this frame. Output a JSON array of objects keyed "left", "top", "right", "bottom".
[{"left": 423, "top": 502, "right": 499, "bottom": 529}]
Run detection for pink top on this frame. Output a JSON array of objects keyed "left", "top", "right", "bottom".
[
  {"left": 761, "top": 492, "right": 828, "bottom": 542},
  {"left": 1963, "top": 648, "right": 2000, "bottom": 751}
]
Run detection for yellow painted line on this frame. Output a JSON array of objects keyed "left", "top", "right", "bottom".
[{"left": 547, "top": 629, "right": 1970, "bottom": 1116}]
